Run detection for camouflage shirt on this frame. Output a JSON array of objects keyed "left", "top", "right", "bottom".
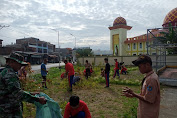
[{"left": 0, "top": 65, "right": 38, "bottom": 118}]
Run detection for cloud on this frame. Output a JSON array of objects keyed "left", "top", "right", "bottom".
[{"left": 0, "top": 0, "right": 176, "bottom": 50}]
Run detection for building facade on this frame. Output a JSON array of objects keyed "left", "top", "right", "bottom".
[
  {"left": 16, "top": 37, "right": 55, "bottom": 54},
  {"left": 109, "top": 7, "right": 177, "bottom": 56}
]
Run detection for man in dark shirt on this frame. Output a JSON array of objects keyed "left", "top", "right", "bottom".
[{"left": 104, "top": 58, "right": 110, "bottom": 88}]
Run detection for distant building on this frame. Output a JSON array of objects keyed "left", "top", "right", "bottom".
[
  {"left": 0, "top": 37, "right": 58, "bottom": 64},
  {"left": 0, "top": 39, "right": 2, "bottom": 47},
  {"left": 16, "top": 37, "right": 55, "bottom": 54},
  {"left": 108, "top": 7, "right": 177, "bottom": 56},
  {"left": 56, "top": 48, "right": 73, "bottom": 61},
  {"left": 108, "top": 17, "right": 132, "bottom": 56},
  {"left": 0, "top": 40, "right": 23, "bottom": 55}
]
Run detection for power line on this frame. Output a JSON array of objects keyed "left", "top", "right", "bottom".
[
  {"left": 0, "top": 25, "right": 10, "bottom": 30},
  {"left": 0, "top": 34, "right": 13, "bottom": 39},
  {"left": 7, "top": 27, "right": 30, "bottom": 37}
]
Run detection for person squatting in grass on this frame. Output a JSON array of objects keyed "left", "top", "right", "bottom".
[
  {"left": 64, "top": 95, "right": 91, "bottom": 118},
  {"left": 64, "top": 59, "right": 75, "bottom": 92},
  {"left": 113, "top": 59, "right": 120, "bottom": 78},
  {"left": 60, "top": 72, "right": 81, "bottom": 85},
  {"left": 121, "top": 65, "right": 127, "bottom": 74},
  {"left": 122, "top": 55, "right": 160, "bottom": 118},
  {"left": 104, "top": 58, "right": 110, "bottom": 88},
  {"left": 0, "top": 52, "right": 46, "bottom": 117},
  {"left": 41, "top": 58, "right": 48, "bottom": 88}
]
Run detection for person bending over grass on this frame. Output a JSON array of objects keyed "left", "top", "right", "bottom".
[
  {"left": 64, "top": 96, "right": 91, "bottom": 118},
  {"left": 64, "top": 59, "right": 75, "bottom": 92},
  {"left": 122, "top": 55, "right": 160, "bottom": 118}
]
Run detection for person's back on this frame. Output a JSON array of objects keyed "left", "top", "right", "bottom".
[
  {"left": 0, "top": 66, "right": 22, "bottom": 115},
  {"left": 65, "top": 63, "right": 74, "bottom": 76},
  {"left": 41, "top": 63, "right": 47, "bottom": 76},
  {"left": 64, "top": 60, "right": 75, "bottom": 91}
]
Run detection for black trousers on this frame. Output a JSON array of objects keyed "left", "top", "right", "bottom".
[{"left": 85, "top": 68, "right": 91, "bottom": 78}]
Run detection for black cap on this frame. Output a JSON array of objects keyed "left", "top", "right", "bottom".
[{"left": 132, "top": 55, "right": 152, "bottom": 66}]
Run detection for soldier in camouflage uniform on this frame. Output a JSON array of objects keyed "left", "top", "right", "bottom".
[{"left": 0, "top": 52, "right": 46, "bottom": 118}]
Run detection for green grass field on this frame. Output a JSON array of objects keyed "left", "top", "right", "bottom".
[{"left": 22, "top": 65, "right": 144, "bottom": 118}]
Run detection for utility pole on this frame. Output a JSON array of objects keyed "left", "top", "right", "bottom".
[
  {"left": 70, "top": 33, "right": 76, "bottom": 48},
  {"left": 51, "top": 29, "right": 60, "bottom": 69},
  {"left": 0, "top": 25, "right": 10, "bottom": 30},
  {"left": 70, "top": 33, "right": 77, "bottom": 63}
]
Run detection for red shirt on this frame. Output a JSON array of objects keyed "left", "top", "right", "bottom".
[
  {"left": 65, "top": 63, "right": 75, "bottom": 76},
  {"left": 122, "top": 67, "right": 127, "bottom": 71},
  {"left": 114, "top": 61, "right": 119, "bottom": 69},
  {"left": 64, "top": 100, "right": 91, "bottom": 118}
]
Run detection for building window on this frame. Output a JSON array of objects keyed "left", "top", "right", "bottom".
[
  {"left": 38, "top": 48, "right": 42, "bottom": 53},
  {"left": 139, "top": 43, "right": 142, "bottom": 49},
  {"left": 152, "top": 53, "right": 156, "bottom": 55},
  {"left": 133, "top": 43, "right": 136, "bottom": 49},
  {"left": 43, "top": 43, "right": 47, "bottom": 47},
  {"left": 128, "top": 44, "right": 130, "bottom": 49}
]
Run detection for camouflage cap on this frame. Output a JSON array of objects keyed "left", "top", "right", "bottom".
[
  {"left": 132, "top": 55, "right": 152, "bottom": 66},
  {"left": 4, "top": 52, "right": 28, "bottom": 65}
]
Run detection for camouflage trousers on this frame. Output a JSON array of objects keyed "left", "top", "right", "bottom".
[{"left": 0, "top": 108, "right": 23, "bottom": 118}]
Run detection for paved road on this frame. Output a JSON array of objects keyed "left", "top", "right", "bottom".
[
  {"left": 159, "top": 87, "right": 177, "bottom": 118},
  {"left": 31, "top": 62, "right": 65, "bottom": 71}
]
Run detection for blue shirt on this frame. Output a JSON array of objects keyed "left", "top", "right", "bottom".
[{"left": 41, "top": 63, "right": 47, "bottom": 76}]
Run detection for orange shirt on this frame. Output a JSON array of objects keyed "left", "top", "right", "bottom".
[
  {"left": 65, "top": 63, "right": 75, "bottom": 76},
  {"left": 137, "top": 71, "right": 160, "bottom": 118}
]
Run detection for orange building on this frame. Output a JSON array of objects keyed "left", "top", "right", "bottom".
[{"left": 109, "top": 7, "right": 177, "bottom": 56}]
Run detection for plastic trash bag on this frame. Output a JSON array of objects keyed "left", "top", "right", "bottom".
[{"left": 34, "top": 92, "right": 63, "bottom": 118}]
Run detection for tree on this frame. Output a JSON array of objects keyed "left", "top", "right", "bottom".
[
  {"left": 155, "top": 23, "right": 177, "bottom": 54},
  {"left": 76, "top": 49, "right": 93, "bottom": 57}
]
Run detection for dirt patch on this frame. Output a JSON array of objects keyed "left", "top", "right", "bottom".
[{"left": 51, "top": 84, "right": 139, "bottom": 118}]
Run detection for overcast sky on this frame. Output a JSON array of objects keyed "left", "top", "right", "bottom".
[{"left": 0, "top": 0, "right": 176, "bottom": 50}]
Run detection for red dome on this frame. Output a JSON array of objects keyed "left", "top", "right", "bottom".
[
  {"left": 113, "top": 17, "right": 127, "bottom": 26},
  {"left": 163, "top": 7, "right": 177, "bottom": 27}
]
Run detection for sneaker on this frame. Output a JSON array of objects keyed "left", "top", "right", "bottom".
[{"left": 104, "top": 86, "right": 109, "bottom": 88}]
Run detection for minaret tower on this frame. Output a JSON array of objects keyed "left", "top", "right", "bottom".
[{"left": 108, "top": 17, "right": 132, "bottom": 56}]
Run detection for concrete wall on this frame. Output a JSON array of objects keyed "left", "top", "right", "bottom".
[
  {"left": 166, "top": 56, "right": 177, "bottom": 66},
  {"left": 78, "top": 55, "right": 177, "bottom": 66},
  {"left": 78, "top": 56, "right": 138, "bottom": 66}
]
